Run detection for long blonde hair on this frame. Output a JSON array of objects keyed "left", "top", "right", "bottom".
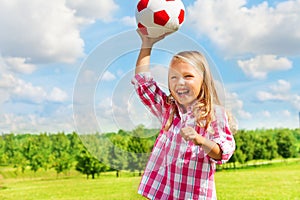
[{"left": 163, "top": 51, "right": 222, "bottom": 131}]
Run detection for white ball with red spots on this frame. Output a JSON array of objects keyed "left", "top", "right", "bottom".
[{"left": 135, "top": 0, "right": 185, "bottom": 38}]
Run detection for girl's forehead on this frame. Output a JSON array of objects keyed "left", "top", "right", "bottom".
[{"left": 169, "top": 60, "right": 202, "bottom": 74}]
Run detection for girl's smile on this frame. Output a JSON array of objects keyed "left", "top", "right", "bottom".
[{"left": 176, "top": 88, "right": 189, "bottom": 96}]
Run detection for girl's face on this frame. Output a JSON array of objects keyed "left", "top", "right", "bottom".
[{"left": 168, "top": 60, "right": 203, "bottom": 110}]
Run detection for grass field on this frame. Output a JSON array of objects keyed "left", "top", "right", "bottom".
[{"left": 0, "top": 161, "right": 299, "bottom": 200}]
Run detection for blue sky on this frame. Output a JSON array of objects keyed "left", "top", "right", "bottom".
[{"left": 0, "top": 0, "right": 299, "bottom": 134}]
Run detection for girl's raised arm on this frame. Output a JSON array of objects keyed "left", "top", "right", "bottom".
[{"left": 135, "top": 30, "right": 167, "bottom": 74}]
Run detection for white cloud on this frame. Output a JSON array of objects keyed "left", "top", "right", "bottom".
[
  {"left": 257, "top": 91, "right": 287, "bottom": 101},
  {"left": 0, "top": 73, "right": 16, "bottom": 89},
  {"left": 66, "top": 0, "right": 119, "bottom": 23},
  {"left": 3, "top": 57, "right": 36, "bottom": 74},
  {"left": 74, "top": 95, "right": 115, "bottom": 133},
  {"left": 0, "top": 73, "right": 46, "bottom": 104},
  {"left": 0, "top": 0, "right": 120, "bottom": 66},
  {"left": 92, "top": 70, "right": 163, "bottom": 133},
  {"left": 282, "top": 110, "right": 291, "bottom": 117},
  {"left": 93, "top": 69, "right": 165, "bottom": 133},
  {"left": 187, "top": 0, "right": 300, "bottom": 56},
  {"left": 79, "top": 69, "right": 98, "bottom": 84},
  {"left": 12, "top": 81, "right": 47, "bottom": 104},
  {"left": 0, "top": 108, "right": 74, "bottom": 133},
  {"left": 101, "top": 71, "right": 116, "bottom": 81},
  {"left": 290, "top": 94, "right": 300, "bottom": 110},
  {"left": 0, "top": 73, "right": 68, "bottom": 104},
  {"left": 261, "top": 110, "right": 271, "bottom": 118},
  {"left": 270, "top": 79, "right": 291, "bottom": 93},
  {"left": 48, "top": 87, "right": 68, "bottom": 103},
  {"left": 225, "top": 91, "right": 252, "bottom": 119},
  {"left": 120, "top": 16, "right": 136, "bottom": 27},
  {"left": 237, "top": 55, "right": 292, "bottom": 79},
  {"left": 1, "top": 114, "right": 31, "bottom": 133},
  {"left": 0, "top": 0, "right": 84, "bottom": 64},
  {"left": 256, "top": 79, "right": 300, "bottom": 110},
  {"left": 257, "top": 79, "right": 290, "bottom": 101}
]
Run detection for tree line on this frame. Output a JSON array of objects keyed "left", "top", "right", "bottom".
[
  {"left": 0, "top": 127, "right": 299, "bottom": 179},
  {"left": 230, "top": 128, "right": 299, "bottom": 166}
]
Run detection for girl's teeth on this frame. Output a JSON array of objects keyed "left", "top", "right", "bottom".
[{"left": 177, "top": 90, "right": 188, "bottom": 95}]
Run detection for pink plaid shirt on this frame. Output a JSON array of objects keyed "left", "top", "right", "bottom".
[{"left": 132, "top": 73, "right": 235, "bottom": 200}]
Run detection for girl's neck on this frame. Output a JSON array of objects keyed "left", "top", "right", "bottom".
[{"left": 177, "top": 100, "right": 198, "bottom": 114}]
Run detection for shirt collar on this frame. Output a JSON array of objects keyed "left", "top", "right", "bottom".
[{"left": 175, "top": 100, "right": 198, "bottom": 118}]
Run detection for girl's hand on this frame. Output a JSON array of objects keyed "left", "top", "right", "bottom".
[
  {"left": 180, "top": 126, "right": 205, "bottom": 146},
  {"left": 181, "top": 126, "right": 222, "bottom": 160},
  {"left": 137, "top": 29, "right": 169, "bottom": 48}
]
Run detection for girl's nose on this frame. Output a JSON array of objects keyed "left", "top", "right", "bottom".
[{"left": 178, "top": 77, "right": 185, "bottom": 85}]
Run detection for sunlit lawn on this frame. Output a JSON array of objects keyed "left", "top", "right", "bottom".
[
  {"left": 216, "top": 162, "right": 300, "bottom": 200},
  {"left": 0, "top": 161, "right": 299, "bottom": 200}
]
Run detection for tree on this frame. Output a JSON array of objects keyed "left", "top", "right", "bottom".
[
  {"left": 0, "top": 136, "right": 8, "bottom": 165},
  {"left": 262, "top": 132, "right": 278, "bottom": 160},
  {"left": 22, "top": 135, "right": 46, "bottom": 173},
  {"left": 50, "top": 133, "right": 72, "bottom": 175},
  {"left": 276, "top": 130, "right": 297, "bottom": 158},
  {"left": 67, "top": 132, "right": 84, "bottom": 160},
  {"left": 236, "top": 130, "right": 255, "bottom": 162},
  {"left": 53, "top": 151, "right": 73, "bottom": 175},
  {"left": 252, "top": 132, "right": 277, "bottom": 160},
  {"left": 80, "top": 133, "right": 110, "bottom": 169},
  {"left": 108, "top": 133, "right": 128, "bottom": 177},
  {"left": 291, "top": 129, "right": 300, "bottom": 156},
  {"left": 228, "top": 131, "right": 246, "bottom": 167},
  {"left": 3, "top": 134, "right": 19, "bottom": 165},
  {"left": 37, "top": 133, "right": 52, "bottom": 171},
  {"left": 127, "top": 126, "right": 151, "bottom": 176},
  {"left": 76, "top": 149, "right": 106, "bottom": 179}
]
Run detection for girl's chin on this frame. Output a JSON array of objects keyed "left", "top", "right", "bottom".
[{"left": 176, "top": 99, "right": 197, "bottom": 108}]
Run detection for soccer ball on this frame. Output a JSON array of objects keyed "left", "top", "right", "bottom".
[{"left": 135, "top": 0, "right": 185, "bottom": 38}]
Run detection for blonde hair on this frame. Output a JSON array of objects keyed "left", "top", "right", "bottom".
[{"left": 164, "top": 51, "right": 223, "bottom": 131}]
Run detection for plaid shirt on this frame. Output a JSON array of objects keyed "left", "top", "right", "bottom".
[{"left": 132, "top": 73, "right": 235, "bottom": 200}]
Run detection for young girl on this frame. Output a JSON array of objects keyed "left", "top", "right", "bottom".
[{"left": 132, "top": 31, "right": 236, "bottom": 200}]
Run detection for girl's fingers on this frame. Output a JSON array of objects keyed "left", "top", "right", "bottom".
[{"left": 181, "top": 127, "right": 197, "bottom": 141}]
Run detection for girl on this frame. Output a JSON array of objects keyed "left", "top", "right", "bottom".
[{"left": 132, "top": 31, "right": 236, "bottom": 200}]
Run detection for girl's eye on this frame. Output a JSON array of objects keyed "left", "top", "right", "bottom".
[{"left": 185, "top": 75, "right": 194, "bottom": 78}]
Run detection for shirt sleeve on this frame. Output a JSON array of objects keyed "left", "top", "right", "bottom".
[
  {"left": 131, "top": 72, "right": 168, "bottom": 123},
  {"left": 209, "top": 105, "right": 236, "bottom": 164}
]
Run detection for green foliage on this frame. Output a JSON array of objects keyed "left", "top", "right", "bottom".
[
  {"left": 0, "top": 128, "right": 299, "bottom": 178},
  {"left": 75, "top": 149, "right": 107, "bottom": 179},
  {"left": 22, "top": 135, "right": 49, "bottom": 172},
  {"left": 253, "top": 132, "right": 278, "bottom": 160},
  {"left": 127, "top": 125, "right": 152, "bottom": 176},
  {"left": 231, "top": 130, "right": 255, "bottom": 163},
  {"left": 228, "top": 128, "right": 299, "bottom": 167},
  {"left": 0, "top": 136, "right": 6, "bottom": 165},
  {"left": 50, "top": 133, "right": 73, "bottom": 174},
  {"left": 275, "top": 129, "right": 298, "bottom": 158},
  {"left": 3, "top": 134, "right": 19, "bottom": 164}
]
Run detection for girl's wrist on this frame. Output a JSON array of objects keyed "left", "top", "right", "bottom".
[
  {"left": 193, "top": 135, "right": 205, "bottom": 146},
  {"left": 141, "top": 42, "right": 154, "bottom": 49}
]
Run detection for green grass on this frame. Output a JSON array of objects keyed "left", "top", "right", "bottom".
[
  {"left": 216, "top": 162, "right": 300, "bottom": 200},
  {"left": 0, "top": 161, "right": 299, "bottom": 200},
  {"left": 0, "top": 172, "right": 144, "bottom": 200}
]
